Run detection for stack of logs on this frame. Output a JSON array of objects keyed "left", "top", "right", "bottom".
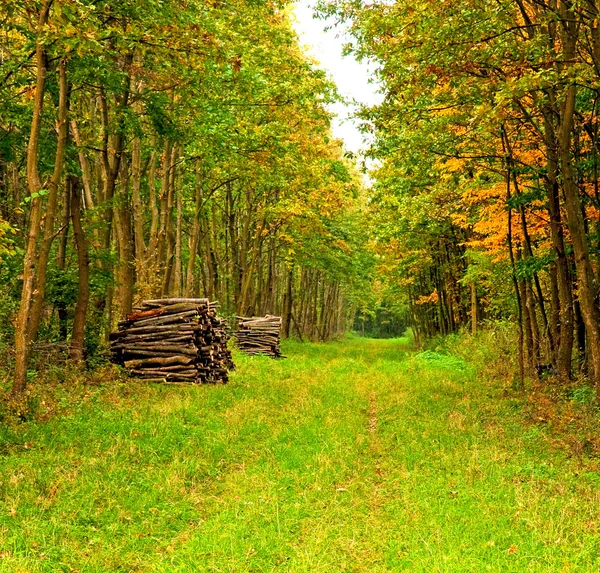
[
  {"left": 110, "top": 298, "right": 234, "bottom": 383},
  {"left": 235, "top": 315, "right": 283, "bottom": 358}
]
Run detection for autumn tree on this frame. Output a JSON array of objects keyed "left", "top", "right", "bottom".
[{"left": 321, "top": 0, "right": 600, "bottom": 391}]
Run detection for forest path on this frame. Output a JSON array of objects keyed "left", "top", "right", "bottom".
[{"left": 1, "top": 337, "right": 600, "bottom": 571}]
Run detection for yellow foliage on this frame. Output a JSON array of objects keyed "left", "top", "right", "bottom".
[{"left": 416, "top": 289, "right": 439, "bottom": 305}]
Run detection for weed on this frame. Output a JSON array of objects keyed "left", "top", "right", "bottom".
[
  {"left": 567, "top": 384, "right": 595, "bottom": 406},
  {"left": 414, "top": 349, "right": 472, "bottom": 372}
]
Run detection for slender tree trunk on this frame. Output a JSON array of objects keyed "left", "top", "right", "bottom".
[
  {"left": 503, "top": 133, "right": 525, "bottom": 385},
  {"left": 114, "top": 163, "right": 134, "bottom": 316},
  {"left": 70, "top": 118, "right": 95, "bottom": 211},
  {"left": 173, "top": 168, "right": 183, "bottom": 297},
  {"left": 13, "top": 9, "right": 59, "bottom": 394},
  {"left": 553, "top": 1, "right": 600, "bottom": 390},
  {"left": 56, "top": 177, "right": 71, "bottom": 340},
  {"left": 471, "top": 282, "right": 477, "bottom": 335},
  {"left": 26, "top": 59, "right": 69, "bottom": 344},
  {"left": 162, "top": 146, "right": 177, "bottom": 296},
  {"left": 226, "top": 181, "right": 241, "bottom": 310},
  {"left": 558, "top": 82, "right": 600, "bottom": 387},
  {"left": 504, "top": 129, "right": 553, "bottom": 361},
  {"left": 544, "top": 115, "right": 574, "bottom": 379},
  {"left": 156, "top": 140, "right": 170, "bottom": 290},
  {"left": 185, "top": 161, "right": 203, "bottom": 297},
  {"left": 98, "top": 54, "right": 133, "bottom": 253},
  {"left": 146, "top": 143, "right": 160, "bottom": 286},
  {"left": 526, "top": 282, "right": 541, "bottom": 371},
  {"left": 70, "top": 177, "right": 90, "bottom": 362},
  {"left": 131, "top": 133, "right": 146, "bottom": 263},
  {"left": 282, "top": 264, "right": 293, "bottom": 338},
  {"left": 574, "top": 297, "right": 587, "bottom": 375}
]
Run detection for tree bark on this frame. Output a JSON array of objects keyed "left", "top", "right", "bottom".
[
  {"left": 27, "top": 59, "right": 69, "bottom": 344},
  {"left": 282, "top": 264, "right": 293, "bottom": 339},
  {"left": 557, "top": 6, "right": 600, "bottom": 389},
  {"left": 544, "top": 109, "right": 574, "bottom": 379},
  {"left": 13, "top": 5, "right": 59, "bottom": 394},
  {"left": 114, "top": 163, "right": 134, "bottom": 316},
  {"left": 70, "top": 177, "right": 90, "bottom": 362},
  {"left": 56, "top": 177, "right": 72, "bottom": 340}
]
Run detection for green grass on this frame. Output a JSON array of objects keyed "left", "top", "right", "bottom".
[{"left": 1, "top": 336, "right": 600, "bottom": 571}]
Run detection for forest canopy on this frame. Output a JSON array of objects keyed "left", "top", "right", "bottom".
[
  {"left": 317, "top": 0, "right": 600, "bottom": 392},
  {"left": 0, "top": 0, "right": 378, "bottom": 393}
]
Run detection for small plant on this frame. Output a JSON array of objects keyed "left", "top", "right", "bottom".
[
  {"left": 568, "top": 384, "right": 596, "bottom": 406},
  {"left": 414, "top": 349, "right": 471, "bottom": 372}
]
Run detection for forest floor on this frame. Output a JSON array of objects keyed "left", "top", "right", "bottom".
[{"left": 2, "top": 336, "right": 600, "bottom": 572}]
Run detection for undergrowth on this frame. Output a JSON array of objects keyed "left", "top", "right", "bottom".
[
  {"left": 430, "top": 322, "right": 600, "bottom": 464},
  {"left": 425, "top": 321, "right": 518, "bottom": 384}
]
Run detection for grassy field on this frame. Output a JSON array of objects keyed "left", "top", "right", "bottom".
[{"left": 2, "top": 335, "right": 600, "bottom": 572}]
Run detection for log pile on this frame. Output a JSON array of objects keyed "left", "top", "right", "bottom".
[
  {"left": 110, "top": 298, "right": 234, "bottom": 383},
  {"left": 235, "top": 315, "right": 283, "bottom": 358}
]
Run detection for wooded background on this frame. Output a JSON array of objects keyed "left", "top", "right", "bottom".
[
  {"left": 0, "top": 0, "right": 378, "bottom": 393},
  {"left": 321, "top": 0, "right": 600, "bottom": 392},
  {"left": 7, "top": 0, "right": 599, "bottom": 397}
]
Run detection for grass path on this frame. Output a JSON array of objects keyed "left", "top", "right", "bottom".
[{"left": 2, "top": 336, "right": 600, "bottom": 571}]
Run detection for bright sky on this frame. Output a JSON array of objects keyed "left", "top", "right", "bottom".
[{"left": 291, "top": 1, "right": 382, "bottom": 156}]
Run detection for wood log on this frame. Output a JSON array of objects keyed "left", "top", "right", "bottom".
[
  {"left": 112, "top": 334, "right": 194, "bottom": 347},
  {"left": 116, "top": 349, "right": 182, "bottom": 359},
  {"left": 126, "top": 308, "right": 165, "bottom": 321},
  {"left": 124, "top": 355, "right": 195, "bottom": 369},
  {"left": 142, "top": 363, "right": 200, "bottom": 372},
  {"left": 128, "top": 309, "right": 199, "bottom": 327},
  {"left": 117, "top": 344, "right": 197, "bottom": 356},
  {"left": 141, "top": 298, "right": 209, "bottom": 307},
  {"left": 236, "top": 334, "right": 279, "bottom": 340},
  {"left": 129, "top": 369, "right": 197, "bottom": 378},
  {"left": 110, "top": 324, "right": 195, "bottom": 339}
]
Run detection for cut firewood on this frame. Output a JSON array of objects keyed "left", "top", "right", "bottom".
[
  {"left": 125, "top": 309, "right": 199, "bottom": 328},
  {"left": 234, "top": 315, "right": 283, "bottom": 358},
  {"left": 129, "top": 369, "right": 198, "bottom": 379},
  {"left": 126, "top": 308, "right": 164, "bottom": 321},
  {"left": 140, "top": 298, "right": 209, "bottom": 307},
  {"left": 123, "top": 355, "right": 195, "bottom": 369},
  {"left": 110, "top": 298, "right": 234, "bottom": 384}
]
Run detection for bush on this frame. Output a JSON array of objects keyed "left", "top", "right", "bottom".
[{"left": 429, "top": 321, "right": 519, "bottom": 384}]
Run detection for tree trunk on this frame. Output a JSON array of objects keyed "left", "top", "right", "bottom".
[
  {"left": 13, "top": 8, "right": 59, "bottom": 394},
  {"left": 282, "top": 264, "right": 293, "bottom": 338},
  {"left": 544, "top": 112, "right": 574, "bottom": 380},
  {"left": 470, "top": 282, "right": 477, "bottom": 335},
  {"left": 26, "top": 58, "right": 69, "bottom": 345},
  {"left": 173, "top": 168, "right": 183, "bottom": 297},
  {"left": 114, "top": 163, "right": 134, "bottom": 316},
  {"left": 56, "top": 177, "right": 71, "bottom": 340},
  {"left": 557, "top": 16, "right": 600, "bottom": 388},
  {"left": 70, "top": 177, "right": 90, "bottom": 362},
  {"left": 185, "top": 161, "right": 203, "bottom": 297}
]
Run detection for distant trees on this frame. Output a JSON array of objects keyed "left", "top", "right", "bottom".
[
  {"left": 323, "top": 0, "right": 600, "bottom": 389},
  {"left": 0, "top": 0, "right": 372, "bottom": 393}
]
